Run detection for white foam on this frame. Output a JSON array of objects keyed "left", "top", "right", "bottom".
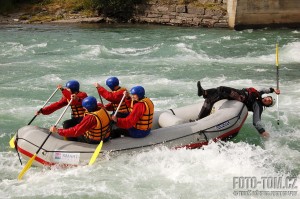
[
  {"left": 222, "top": 36, "right": 231, "bottom": 40},
  {"left": 1, "top": 142, "right": 299, "bottom": 198},
  {"left": 181, "top": 35, "right": 197, "bottom": 40},
  {"left": 280, "top": 41, "right": 300, "bottom": 63},
  {"left": 214, "top": 41, "right": 300, "bottom": 65},
  {"left": 79, "top": 44, "right": 102, "bottom": 58},
  {"left": 120, "top": 38, "right": 130, "bottom": 41},
  {"left": 1, "top": 25, "right": 300, "bottom": 199},
  {"left": 254, "top": 69, "right": 267, "bottom": 72},
  {"left": 110, "top": 45, "right": 160, "bottom": 56},
  {"left": 63, "top": 39, "right": 77, "bottom": 43},
  {"left": 0, "top": 42, "right": 47, "bottom": 57}
]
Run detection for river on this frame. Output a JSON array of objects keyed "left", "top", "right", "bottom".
[{"left": 0, "top": 24, "right": 299, "bottom": 198}]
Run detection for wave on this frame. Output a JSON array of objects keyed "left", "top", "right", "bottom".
[
  {"left": 175, "top": 41, "right": 300, "bottom": 65},
  {"left": 77, "top": 44, "right": 161, "bottom": 59},
  {"left": 110, "top": 45, "right": 160, "bottom": 56},
  {"left": 0, "top": 42, "right": 48, "bottom": 57},
  {"left": 174, "top": 35, "right": 198, "bottom": 40},
  {"left": 1, "top": 141, "right": 299, "bottom": 199}
]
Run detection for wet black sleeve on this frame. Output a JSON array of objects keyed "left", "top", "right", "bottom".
[{"left": 252, "top": 102, "right": 265, "bottom": 134}]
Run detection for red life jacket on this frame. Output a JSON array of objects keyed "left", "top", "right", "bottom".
[
  {"left": 243, "top": 87, "right": 262, "bottom": 110},
  {"left": 130, "top": 97, "right": 154, "bottom": 131},
  {"left": 84, "top": 108, "right": 111, "bottom": 142},
  {"left": 112, "top": 87, "right": 130, "bottom": 114},
  {"left": 246, "top": 87, "right": 260, "bottom": 100}
]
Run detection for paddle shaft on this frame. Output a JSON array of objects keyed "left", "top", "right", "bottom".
[
  {"left": 95, "top": 86, "right": 104, "bottom": 104},
  {"left": 88, "top": 93, "right": 126, "bottom": 166},
  {"left": 18, "top": 99, "right": 73, "bottom": 180},
  {"left": 42, "top": 87, "right": 60, "bottom": 108},
  {"left": 28, "top": 87, "right": 60, "bottom": 125},
  {"left": 34, "top": 98, "right": 73, "bottom": 154},
  {"left": 114, "top": 93, "right": 127, "bottom": 117},
  {"left": 99, "top": 95, "right": 104, "bottom": 105},
  {"left": 276, "top": 43, "right": 280, "bottom": 125},
  {"left": 10, "top": 87, "right": 60, "bottom": 149}
]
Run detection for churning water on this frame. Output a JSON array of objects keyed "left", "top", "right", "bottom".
[{"left": 0, "top": 24, "right": 299, "bottom": 198}]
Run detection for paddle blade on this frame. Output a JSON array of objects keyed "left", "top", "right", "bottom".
[
  {"left": 276, "top": 43, "right": 279, "bottom": 67},
  {"left": 88, "top": 140, "right": 103, "bottom": 166},
  {"left": 18, "top": 154, "right": 37, "bottom": 180},
  {"left": 9, "top": 135, "right": 16, "bottom": 148}
]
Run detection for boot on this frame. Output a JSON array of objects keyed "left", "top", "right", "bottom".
[{"left": 197, "top": 81, "right": 204, "bottom": 96}]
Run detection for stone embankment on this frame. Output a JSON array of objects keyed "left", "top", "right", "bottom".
[
  {"left": 134, "top": 0, "right": 228, "bottom": 28},
  {"left": 0, "top": 0, "right": 229, "bottom": 28}
]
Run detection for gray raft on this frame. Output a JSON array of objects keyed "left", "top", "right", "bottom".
[{"left": 15, "top": 100, "right": 248, "bottom": 167}]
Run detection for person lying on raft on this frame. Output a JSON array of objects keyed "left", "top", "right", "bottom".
[
  {"left": 37, "top": 80, "right": 88, "bottom": 129},
  {"left": 111, "top": 86, "right": 154, "bottom": 138},
  {"left": 196, "top": 81, "right": 280, "bottom": 139},
  {"left": 94, "top": 76, "right": 131, "bottom": 118},
  {"left": 50, "top": 96, "right": 111, "bottom": 144}
]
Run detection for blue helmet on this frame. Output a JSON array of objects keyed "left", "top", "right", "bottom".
[
  {"left": 82, "top": 96, "right": 97, "bottom": 112},
  {"left": 66, "top": 80, "right": 80, "bottom": 93},
  {"left": 130, "top": 86, "right": 145, "bottom": 99},
  {"left": 106, "top": 77, "right": 119, "bottom": 90}
]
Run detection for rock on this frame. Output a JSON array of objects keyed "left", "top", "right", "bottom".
[
  {"left": 187, "top": 5, "right": 205, "bottom": 15},
  {"left": 157, "top": 6, "right": 169, "bottom": 12},
  {"left": 213, "top": 22, "right": 228, "bottom": 28},
  {"left": 176, "top": 5, "right": 186, "bottom": 13}
]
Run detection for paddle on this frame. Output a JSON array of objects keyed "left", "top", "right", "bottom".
[
  {"left": 88, "top": 92, "right": 127, "bottom": 166},
  {"left": 94, "top": 83, "right": 104, "bottom": 104},
  {"left": 17, "top": 98, "right": 73, "bottom": 180},
  {"left": 9, "top": 87, "right": 60, "bottom": 149},
  {"left": 275, "top": 43, "right": 280, "bottom": 125},
  {"left": 99, "top": 93, "right": 104, "bottom": 105}
]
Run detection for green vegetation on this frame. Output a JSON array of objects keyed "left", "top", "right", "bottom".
[
  {"left": 0, "top": 0, "right": 225, "bottom": 22},
  {"left": 0, "top": 0, "right": 40, "bottom": 14},
  {"left": 97, "top": 0, "right": 145, "bottom": 22},
  {"left": 0, "top": 0, "right": 14, "bottom": 14},
  {"left": 0, "top": 0, "right": 145, "bottom": 22}
]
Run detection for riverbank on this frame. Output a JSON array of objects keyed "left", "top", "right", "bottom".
[
  {"left": 0, "top": 0, "right": 228, "bottom": 28},
  {"left": 2, "top": 0, "right": 300, "bottom": 29}
]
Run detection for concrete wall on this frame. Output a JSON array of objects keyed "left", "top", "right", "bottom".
[{"left": 228, "top": 0, "right": 300, "bottom": 29}]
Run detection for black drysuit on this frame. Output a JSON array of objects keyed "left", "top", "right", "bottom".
[{"left": 198, "top": 86, "right": 274, "bottom": 134}]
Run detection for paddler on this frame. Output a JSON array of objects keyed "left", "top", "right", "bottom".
[
  {"left": 50, "top": 96, "right": 111, "bottom": 144},
  {"left": 196, "top": 81, "right": 280, "bottom": 138},
  {"left": 111, "top": 86, "right": 154, "bottom": 138},
  {"left": 36, "top": 80, "right": 88, "bottom": 129},
  {"left": 94, "top": 76, "right": 131, "bottom": 118}
]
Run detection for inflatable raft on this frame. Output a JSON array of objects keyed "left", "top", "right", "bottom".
[{"left": 14, "top": 99, "right": 248, "bottom": 167}]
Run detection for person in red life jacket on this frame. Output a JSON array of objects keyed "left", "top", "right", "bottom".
[
  {"left": 196, "top": 81, "right": 280, "bottom": 139},
  {"left": 94, "top": 77, "right": 131, "bottom": 118},
  {"left": 37, "top": 80, "right": 88, "bottom": 129},
  {"left": 50, "top": 96, "right": 111, "bottom": 144},
  {"left": 111, "top": 86, "right": 154, "bottom": 138}
]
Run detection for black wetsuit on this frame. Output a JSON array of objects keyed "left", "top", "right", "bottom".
[{"left": 198, "top": 86, "right": 274, "bottom": 134}]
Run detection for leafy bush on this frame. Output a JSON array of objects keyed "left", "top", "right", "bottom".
[
  {"left": 95, "top": 0, "right": 144, "bottom": 22},
  {"left": 0, "top": 0, "right": 43, "bottom": 14},
  {"left": 0, "top": 0, "right": 14, "bottom": 14}
]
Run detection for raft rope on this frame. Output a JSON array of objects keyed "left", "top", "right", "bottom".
[
  {"left": 199, "top": 130, "right": 209, "bottom": 142},
  {"left": 14, "top": 130, "right": 23, "bottom": 165},
  {"left": 169, "top": 109, "right": 176, "bottom": 115},
  {"left": 16, "top": 104, "right": 246, "bottom": 154}
]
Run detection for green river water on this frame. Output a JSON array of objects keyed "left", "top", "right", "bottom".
[{"left": 0, "top": 24, "right": 299, "bottom": 198}]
